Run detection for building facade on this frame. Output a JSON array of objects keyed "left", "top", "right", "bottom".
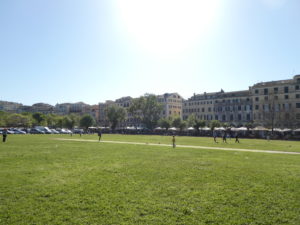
[
  {"left": 183, "top": 90, "right": 253, "bottom": 126},
  {"left": 251, "top": 75, "right": 300, "bottom": 128},
  {"left": 157, "top": 93, "right": 184, "bottom": 119}
]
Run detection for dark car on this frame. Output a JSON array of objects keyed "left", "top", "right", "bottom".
[{"left": 29, "top": 128, "right": 45, "bottom": 134}]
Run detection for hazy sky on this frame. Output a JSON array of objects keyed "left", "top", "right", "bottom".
[{"left": 0, "top": 0, "right": 299, "bottom": 105}]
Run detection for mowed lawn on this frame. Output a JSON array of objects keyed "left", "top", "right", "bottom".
[{"left": 0, "top": 135, "right": 299, "bottom": 225}]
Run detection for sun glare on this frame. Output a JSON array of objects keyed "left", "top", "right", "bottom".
[{"left": 116, "top": 0, "right": 221, "bottom": 58}]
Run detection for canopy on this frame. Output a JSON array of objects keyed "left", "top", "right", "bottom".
[
  {"left": 237, "top": 127, "right": 248, "bottom": 131},
  {"left": 169, "top": 127, "right": 177, "bottom": 131},
  {"left": 214, "top": 127, "right": 225, "bottom": 131},
  {"left": 187, "top": 127, "right": 195, "bottom": 130},
  {"left": 253, "top": 126, "right": 268, "bottom": 131},
  {"left": 201, "top": 127, "right": 211, "bottom": 131}
]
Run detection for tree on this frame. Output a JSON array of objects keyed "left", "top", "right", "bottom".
[
  {"left": 209, "top": 120, "right": 221, "bottom": 131},
  {"left": 172, "top": 117, "right": 182, "bottom": 128},
  {"left": 62, "top": 116, "right": 74, "bottom": 129},
  {"left": 178, "top": 120, "right": 187, "bottom": 132},
  {"left": 32, "top": 112, "right": 46, "bottom": 126},
  {"left": 106, "top": 105, "right": 127, "bottom": 130},
  {"left": 6, "top": 114, "right": 32, "bottom": 127},
  {"left": 172, "top": 117, "right": 187, "bottom": 132},
  {"left": 158, "top": 117, "right": 172, "bottom": 131},
  {"left": 128, "top": 94, "right": 163, "bottom": 130},
  {"left": 80, "top": 114, "right": 95, "bottom": 131},
  {"left": 186, "top": 114, "right": 205, "bottom": 133}
]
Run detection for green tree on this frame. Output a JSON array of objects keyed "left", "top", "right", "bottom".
[
  {"left": 6, "top": 114, "right": 32, "bottom": 127},
  {"left": 62, "top": 116, "right": 75, "bottom": 129},
  {"left": 178, "top": 120, "right": 187, "bottom": 132},
  {"left": 209, "top": 120, "right": 221, "bottom": 131},
  {"left": 32, "top": 112, "right": 46, "bottom": 126},
  {"left": 186, "top": 114, "right": 205, "bottom": 133},
  {"left": 158, "top": 117, "right": 172, "bottom": 131},
  {"left": 80, "top": 114, "right": 95, "bottom": 131},
  {"left": 172, "top": 117, "right": 182, "bottom": 128},
  {"left": 129, "top": 94, "right": 163, "bottom": 130},
  {"left": 106, "top": 105, "right": 127, "bottom": 130},
  {"left": 0, "top": 111, "right": 8, "bottom": 127}
]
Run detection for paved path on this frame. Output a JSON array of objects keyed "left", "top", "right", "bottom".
[{"left": 53, "top": 138, "right": 300, "bottom": 155}]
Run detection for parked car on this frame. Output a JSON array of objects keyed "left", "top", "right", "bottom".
[
  {"left": 29, "top": 128, "right": 45, "bottom": 134},
  {"left": 51, "top": 129, "right": 60, "bottom": 134},
  {"left": 73, "top": 129, "right": 84, "bottom": 134},
  {"left": 11, "top": 129, "right": 26, "bottom": 134}
]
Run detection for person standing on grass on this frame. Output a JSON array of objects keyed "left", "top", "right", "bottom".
[
  {"left": 235, "top": 133, "right": 240, "bottom": 143},
  {"left": 98, "top": 129, "right": 102, "bottom": 141},
  {"left": 213, "top": 130, "right": 218, "bottom": 143},
  {"left": 172, "top": 135, "right": 176, "bottom": 148},
  {"left": 2, "top": 128, "right": 8, "bottom": 142},
  {"left": 222, "top": 132, "right": 227, "bottom": 143}
]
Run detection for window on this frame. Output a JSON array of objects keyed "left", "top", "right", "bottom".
[
  {"left": 230, "top": 115, "right": 233, "bottom": 121},
  {"left": 284, "top": 86, "right": 289, "bottom": 93},
  {"left": 296, "top": 85, "right": 300, "bottom": 90},
  {"left": 255, "top": 89, "right": 259, "bottom": 94},
  {"left": 238, "top": 114, "right": 242, "bottom": 120},
  {"left": 255, "top": 97, "right": 259, "bottom": 102},
  {"left": 264, "top": 96, "right": 268, "bottom": 101},
  {"left": 274, "top": 87, "right": 278, "bottom": 93},
  {"left": 296, "top": 103, "right": 300, "bottom": 108},
  {"left": 285, "top": 95, "right": 289, "bottom": 100},
  {"left": 264, "top": 88, "right": 268, "bottom": 95},
  {"left": 247, "top": 114, "right": 251, "bottom": 121},
  {"left": 255, "top": 105, "right": 259, "bottom": 110},
  {"left": 296, "top": 113, "right": 300, "bottom": 120},
  {"left": 274, "top": 96, "right": 278, "bottom": 100},
  {"left": 296, "top": 94, "right": 300, "bottom": 99}
]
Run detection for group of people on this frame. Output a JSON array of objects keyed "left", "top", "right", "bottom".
[{"left": 213, "top": 131, "right": 240, "bottom": 143}]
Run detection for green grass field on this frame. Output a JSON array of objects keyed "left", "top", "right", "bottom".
[{"left": 0, "top": 134, "right": 299, "bottom": 224}]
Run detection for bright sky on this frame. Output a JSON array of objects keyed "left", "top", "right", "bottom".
[{"left": 0, "top": 0, "right": 299, "bottom": 105}]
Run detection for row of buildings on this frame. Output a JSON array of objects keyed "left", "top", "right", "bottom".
[{"left": 1, "top": 75, "right": 300, "bottom": 128}]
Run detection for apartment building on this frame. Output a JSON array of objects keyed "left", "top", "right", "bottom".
[
  {"left": 0, "top": 101, "right": 22, "bottom": 113},
  {"left": 157, "top": 93, "right": 184, "bottom": 119},
  {"left": 251, "top": 75, "right": 300, "bottom": 128},
  {"left": 183, "top": 90, "right": 252, "bottom": 126},
  {"left": 31, "top": 103, "right": 54, "bottom": 114}
]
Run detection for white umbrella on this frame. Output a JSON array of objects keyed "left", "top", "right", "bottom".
[
  {"left": 237, "top": 127, "right": 248, "bottom": 131},
  {"left": 282, "top": 128, "right": 291, "bottom": 132},
  {"left": 253, "top": 126, "right": 268, "bottom": 131},
  {"left": 187, "top": 127, "right": 195, "bottom": 130},
  {"left": 214, "top": 127, "right": 225, "bottom": 131},
  {"left": 169, "top": 127, "right": 177, "bottom": 131},
  {"left": 201, "top": 127, "right": 211, "bottom": 131}
]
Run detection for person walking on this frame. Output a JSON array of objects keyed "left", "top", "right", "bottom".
[
  {"left": 98, "top": 129, "right": 102, "bottom": 141},
  {"left": 2, "top": 128, "right": 8, "bottom": 143},
  {"left": 235, "top": 133, "right": 240, "bottom": 143},
  {"left": 172, "top": 135, "right": 176, "bottom": 148},
  {"left": 213, "top": 130, "right": 218, "bottom": 143}
]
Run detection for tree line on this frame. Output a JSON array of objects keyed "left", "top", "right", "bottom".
[
  {"left": 104, "top": 94, "right": 226, "bottom": 131},
  {"left": 0, "top": 111, "right": 95, "bottom": 130}
]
